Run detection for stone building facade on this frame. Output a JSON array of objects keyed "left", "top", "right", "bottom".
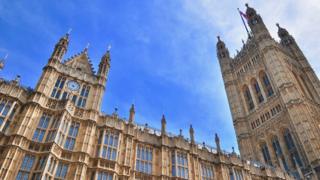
[
  {"left": 0, "top": 24, "right": 295, "bottom": 180},
  {"left": 217, "top": 4, "right": 320, "bottom": 180}
]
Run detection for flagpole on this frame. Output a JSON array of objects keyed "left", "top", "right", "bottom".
[{"left": 237, "top": 8, "right": 251, "bottom": 38}]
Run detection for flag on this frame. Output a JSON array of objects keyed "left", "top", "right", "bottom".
[
  {"left": 237, "top": 8, "right": 250, "bottom": 38},
  {"left": 239, "top": 10, "right": 248, "bottom": 20}
]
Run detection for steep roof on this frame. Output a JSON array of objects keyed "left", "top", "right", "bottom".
[{"left": 64, "top": 49, "right": 95, "bottom": 74}]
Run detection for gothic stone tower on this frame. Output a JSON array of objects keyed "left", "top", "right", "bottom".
[{"left": 217, "top": 4, "right": 320, "bottom": 179}]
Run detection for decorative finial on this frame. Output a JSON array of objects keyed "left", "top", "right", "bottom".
[
  {"left": 245, "top": 3, "right": 249, "bottom": 7},
  {"left": 232, "top": 147, "right": 235, "bottom": 153},
  {"left": 276, "top": 23, "right": 280, "bottom": 28},
  {"left": 217, "top": 36, "right": 221, "bottom": 41},
  {"left": 12, "top": 75, "right": 21, "bottom": 85},
  {"left": 107, "top": 44, "right": 112, "bottom": 52},
  {"left": 112, "top": 107, "right": 118, "bottom": 118},
  {"left": 179, "top": 129, "right": 183, "bottom": 137},
  {"left": 129, "top": 104, "right": 135, "bottom": 124},
  {"left": 161, "top": 114, "right": 167, "bottom": 136},
  {"left": 215, "top": 133, "right": 221, "bottom": 153},
  {"left": 189, "top": 124, "right": 195, "bottom": 144}
]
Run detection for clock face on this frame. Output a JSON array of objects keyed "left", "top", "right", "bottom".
[{"left": 67, "top": 80, "right": 80, "bottom": 91}]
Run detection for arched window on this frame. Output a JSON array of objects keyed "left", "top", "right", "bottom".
[
  {"left": 251, "top": 79, "right": 264, "bottom": 103},
  {"left": 283, "top": 129, "right": 303, "bottom": 168},
  {"left": 243, "top": 85, "right": 254, "bottom": 111},
  {"left": 261, "top": 143, "right": 272, "bottom": 165},
  {"left": 260, "top": 72, "right": 274, "bottom": 97},
  {"left": 272, "top": 137, "right": 289, "bottom": 171}
]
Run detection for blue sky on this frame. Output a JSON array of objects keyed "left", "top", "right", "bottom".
[{"left": 0, "top": 0, "right": 319, "bottom": 153}]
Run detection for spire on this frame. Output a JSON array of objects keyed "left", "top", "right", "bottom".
[
  {"left": 215, "top": 133, "right": 221, "bottom": 153},
  {"left": 189, "top": 124, "right": 195, "bottom": 144},
  {"left": 50, "top": 33, "right": 69, "bottom": 62},
  {"left": 129, "top": 104, "right": 135, "bottom": 124},
  {"left": 161, "top": 114, "right": 166, "bottom": 136},
  {"left": 98, "top": 46, "right": 111, "bottom": 78}
]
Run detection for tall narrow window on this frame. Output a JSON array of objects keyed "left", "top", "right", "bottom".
[
  {"left": 31, "top": 156, "right": 47, "bottom": 180},
  {"left": 0, "top": 99, "right": 16, "bottom": 133},
  {"left": 45, "top": 118, "right": 60, "bottom": 142},
  {"left": 284, "top": 129, "right": 303, "bottom": 167},
  {"left": 261, "top": 143, "right": 272, "bottom": 165},
  {"left": 243, "top": 85, "right": 254, "bottom": 110},
  {"left": 99, "top": 130, "right": 119, "bottom": 161},
  {"left": 16, "top": 154, "right": 35, "bottom": 180},
  {"left": 51, "top": 76, "right": 66, "bottom": 99},
  {"left": 136, "top": 145, "right": 152, "bottom": 174},
  {"left": 2, "top": 105, "right": 16, "bottom": 133},
  {"left": 201, "top": 163, "right": 214, "bottom": 180},
  {"left": 55, "top": 162, "right": 68, "bottom": 179},
  {"left": 64, "top": 121, "right": 80, "bottom": 150},
  {"left": 252, "top": 79, "right": 264, "bottom": 103},
  {"left": 234, "top": 169, "right": 243, "bottom": 180},
  {"left": 172, "top": 151, "right": 188, "bottom": 179},
  {"left": 33, "top": 114, "right": 52, "bottom": 142},
  {"left": 229, "top": 168, "right": 234, "bottom": 180},
  {"left": 77, "top": 85, "right": 90, "bottom": 108},
  {"left": 97, "top": 172, "right": 113, "bottom": 180},
  {"left": 272, "top": 137, "right": 289, "bottom": 171},
  {"left": 260, "top": 72, "right": 274, "bottom": 97},
  {"left": 0, "top": 99, "right": 12, "bottom": 127}
]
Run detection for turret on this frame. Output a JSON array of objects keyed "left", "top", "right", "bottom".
[
  {"left": 245, "top": 3, "right": 271, "bottom": 40},
  {"left": 50, "top": 33, "right": 69, "bottom": 62},
  {"left": 216, "top": 36, "right": 231, "bottom": 74},
  {"left": 277, "top": 23, "right": 320, "bottom": 101},
  {"left": 128, "top": 104, "right": 135, "bottom": 124},
  {"left": 97, "top": 49, "right": 111, "bottom": 79},
  {"left": 277, "top": 23, "right": 306, "bottom": 60}
]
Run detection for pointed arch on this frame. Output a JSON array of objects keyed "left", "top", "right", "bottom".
[
  {"left": 259, "top": 71, "right": 274, "bottom": 97},
  {"left": 251, "top": 78, "right": 264, "bottom": 103},
  {"left": 243, "top": 85, "right": 255, "bottom": 111}
]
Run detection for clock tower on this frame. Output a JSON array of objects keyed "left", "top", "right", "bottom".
[{"left": 35, "top": 33, "right": 110, "bottom": 113}]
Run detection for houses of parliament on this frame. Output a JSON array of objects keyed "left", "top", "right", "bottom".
[{"left": 0, "top": 4, "right": 318, "bottom": 180}]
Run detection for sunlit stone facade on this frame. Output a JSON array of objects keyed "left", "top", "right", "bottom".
[
  {"left": 217, "top": 4, "right": 320, "bottom": 180},
  {"left": 0, "top": 7, "right": 296, "bottom": 180}
]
